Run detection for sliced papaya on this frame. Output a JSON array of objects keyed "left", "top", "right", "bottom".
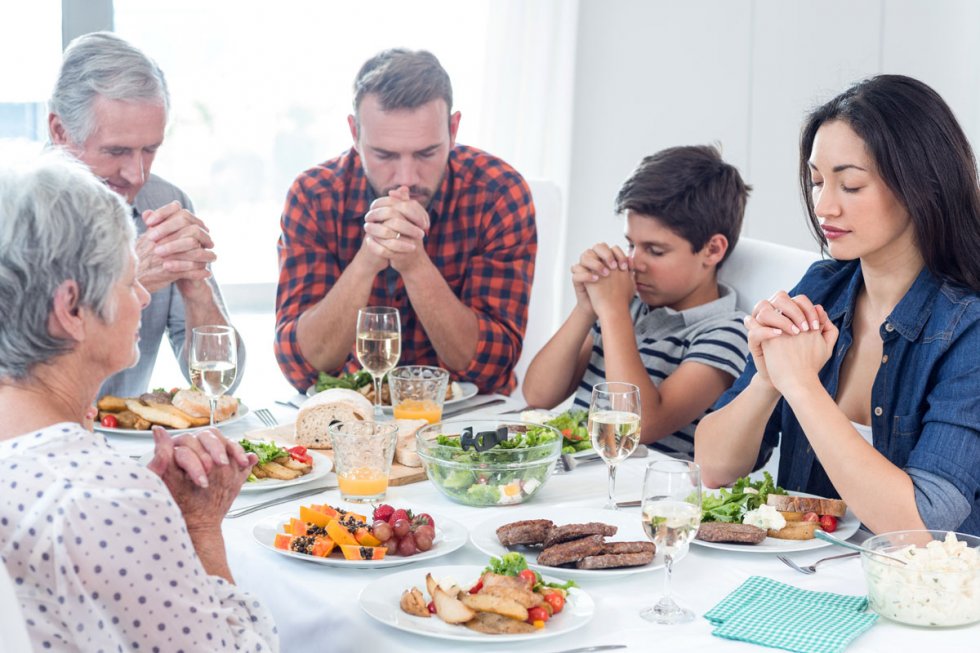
[
  {"left": 326, "top": 519, "right": 359, "bottom": 547},
  {"left": 310, "top": 536, "right": 336, "bottom": 557},
  {"left": 340, "top": 544, "right": 386, "bottom": 560},
  {"left": 310, "top": 504, "right": 342, "bottom": 519},
  {"left": 354, "top": 527, "right": 382, "bottom": 547},
  {"left": 286, "top": 517, "right": 308, "bottom": 536},
  {"left": 300, "top": 505, "right": 330, "bottom": 528},
  {"left": 273, "top": 533, "right": 294, "bottom": 550}
]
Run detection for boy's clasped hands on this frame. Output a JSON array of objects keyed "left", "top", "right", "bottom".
[
  {"left": 744, "top": 291, "right": 838, "bottom": 398},
  {"left": 571, "top": 242, "right": 635, "bottom": 318}
]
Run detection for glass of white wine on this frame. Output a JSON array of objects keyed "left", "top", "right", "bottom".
[
  {"left": 189, "top": 325, "right": 238, "bottom": 426},
  {"left": 589, "top": 381, "right": 641, "bottom": 509},
  {"left": 640, "top": 460, "right": 702, "bottom": 624},
  {"left": 356, "top": 307, "right": 401, "bottom": 419}
]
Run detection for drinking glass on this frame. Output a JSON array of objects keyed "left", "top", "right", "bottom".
[
  {"left": 355, "top": 307, "right": 401, "bottom": 419},
  {"left": 389, "top": 366, "right": 450, "bottom": 424},
  {"left": 589, "top": 381, "right": 641, "bottom": 509},
  {"left": 189, "top": 325, "right": 238, "bottom": 425},
  {"left": 640, "top": 460, "right": 702, "bottom": 624},
  {"left": 329, "top": 421, "right": 399, "bottom": 502}
]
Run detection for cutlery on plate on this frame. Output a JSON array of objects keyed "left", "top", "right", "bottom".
[
  {"left": 615, "top": 499, "right": 641, "bottom": 508},
  {"left": 559, "top": 446, "right": 648, "bottom": 472},
  {"left": 548, "top": 646, "right": 627, "bottom": 653},
  {"left": 814, "top": 530, "right": 907, "bottom": 565},
  {"left": 275, "top": 399, "right": 304, "bottom": 409},
  {"left": 254, "top": 408, "right": 279, "bottom": 427},
  {"left": 441, "top": 397, "right": 506, "bottom": 418},
  {"left": 777, "top": 551, "right": 860, "bottom": 574},
  {"left": 225, "top": 484, "right": 335, "bottom": 519}
]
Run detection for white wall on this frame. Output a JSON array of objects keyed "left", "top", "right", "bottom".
[{"left": 562, "top": 0, "right": 980, "bottom": 314}]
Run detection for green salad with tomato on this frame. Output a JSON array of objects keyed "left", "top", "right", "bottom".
[
  {"left": 545, "top": 409, "right": 592, "bottom": 454},
  {"left": 238, "top": 439, "right": 313, "bottom": 482}
]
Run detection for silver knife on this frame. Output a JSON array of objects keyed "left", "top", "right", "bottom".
[
  {"left": 549, "top": 646, "right": 627, "bottom": 653},
  {"left": 225, "top": 484, "right": 335, "bottom": 519},
  {"left": 442, "top": 397, "right": 506, "bottom": 418}
]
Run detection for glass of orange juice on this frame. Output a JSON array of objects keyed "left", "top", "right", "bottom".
[
  {"left": 389, "top": 366, "right": 450, "bottom": 424},
  {"left": 328, "top": 421, "right": 398, "bottom": 502}
]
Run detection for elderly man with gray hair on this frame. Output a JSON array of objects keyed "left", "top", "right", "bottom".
[
  {"left": 48, "top": 31, "right": 244, "bottom": 397},
  {"left": 0, "top": 152, "right": 278, "bottom": 651}
]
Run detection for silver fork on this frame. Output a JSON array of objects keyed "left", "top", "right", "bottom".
[
  {"left": 558, "top": 446, "right": 648, "bottom": 472},
  {"left": 777, "top": 551, "right": 859, "bottom": 574},
  {"left": 254, "top": 408, "right": 278, "bottom": 428}
]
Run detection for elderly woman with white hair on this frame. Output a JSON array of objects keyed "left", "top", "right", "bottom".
[{"left": 0, "top": 154, "right": 278, "bottom": 651}]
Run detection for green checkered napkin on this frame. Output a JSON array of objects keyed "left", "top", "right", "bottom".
[{"left": 704, "top": 576, "right": 877, "bottom": 653}]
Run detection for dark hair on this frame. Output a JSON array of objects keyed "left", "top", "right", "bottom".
[
  {"left": 353, "top": 48, "right": 452, "bottom": 116},
  {"left": 615, "top": 145, "right": 751, "bottom": 265},
  {"left": 800, "top": 74, "right": 980, "bottom": 291}
]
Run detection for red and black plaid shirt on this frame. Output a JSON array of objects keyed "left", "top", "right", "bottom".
[{"left": 275, "top": 145, "right": 536, "bottom": 395}]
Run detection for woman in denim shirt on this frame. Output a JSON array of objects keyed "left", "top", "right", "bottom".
[{"left": 696, "top": 75, "right": 980, "bottom": 536}]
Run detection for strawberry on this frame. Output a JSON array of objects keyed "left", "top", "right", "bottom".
[
  {"left": 413, "top": 512, "right": 435, "bottom": 529},
  {"left": 373, "top": 504, "right": 394, "bottom": 523},
  {"left": 388, "top": 508, "right": 410, "bottom": 526}
]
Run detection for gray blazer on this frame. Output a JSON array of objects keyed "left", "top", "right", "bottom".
[{"left": 98, "top": 174, "right": 246, "bottom": 397}]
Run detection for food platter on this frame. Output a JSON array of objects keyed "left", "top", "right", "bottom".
[
  {"left": 359, "top": 564, "right": 595, "bottom": 642},
  {"left": 470, "top": 507, "right": 670, "bottom": 579},
  {"left": 253, "top": 511, "right": 467, "bottom": 568},
  {"left": 305, "top": 382, "right": 478, "bottom": 410},
  {"left": 95, "top": 403, "right": 250, "bottom": 437},
  {"left": 239, "top": 449, "right": 332, "bottom": 493},
  {"left": 692, "top": 492, "right": 860, "bottom": 553}
]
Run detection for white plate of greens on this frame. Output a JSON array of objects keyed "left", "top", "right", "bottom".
[{"left": 237, "top": 440, "right": 332, "bottom": 493}]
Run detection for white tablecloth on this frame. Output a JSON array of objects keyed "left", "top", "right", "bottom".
[{"left": 106, "top": 397, "right": 979, "bottom": 653}]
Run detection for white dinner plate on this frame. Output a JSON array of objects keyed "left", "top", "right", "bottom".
[
  {"left": 359, "top": 564, "right": 594, "bottom": 642},
  {"left": 305, "top": 382, "right": 478, "bottom": 411},
  {"left": 239, "top": 449, "right": 333, "bottom": 493},
  {"left": 470, "top": 507, "right": 669, "bottom": 579},
  {"left": 95, "top": 403, "right": 250, "bottom": 437},
  {"left": 692, "top": 492, "right": 860, "bottom": 553},
  {"left": 253, "top": 510, "right": 467, "bottom": 568}
]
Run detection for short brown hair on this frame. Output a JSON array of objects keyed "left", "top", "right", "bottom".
[
  {"left": 615, "top": 145, "right": 750, "bottom": 265},
  {"left": 353, "top": 48, "right": 453, "bottom": 116}
]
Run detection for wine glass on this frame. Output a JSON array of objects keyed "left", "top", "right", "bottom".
[
  {"left": 355, "top": 307, "right": 401, "bottom": 419},
  {"left": 640, "top": 460, "right": 702, "bottom": 624},
  {"left": 588, "top": 381, "right": 641, "bottom": 509},
  {"left": 189, "top": 325, "right": 238, "bottom": 425}
]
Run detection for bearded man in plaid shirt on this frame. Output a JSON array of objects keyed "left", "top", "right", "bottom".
[{"left": 275, "top": 49, "right": 537, "bottom": 395}]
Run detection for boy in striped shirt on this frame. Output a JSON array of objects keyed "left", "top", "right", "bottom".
[{"left": 523, "top": 146, "right": 750, "bottom": 460}]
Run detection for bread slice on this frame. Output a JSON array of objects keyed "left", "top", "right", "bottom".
[
  {"left": 295, "top": 388, "right": 374, "bottom": 449},
  {"left": 767, "top": 521, "right": 817, "bottom": 540},
  {"left": 125, "top": 399, "right": 197, "bottom": 429},
  {"left": 393, "top": 418, "right": 428, "bottom": 467},
  {"left": 767, "top": 494, "right": 847, "bottom": 518}
]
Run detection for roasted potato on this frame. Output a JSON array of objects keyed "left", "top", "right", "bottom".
[
  {"left": 460, "top": 593, "right": 528, "bottom": 622},
  {"left": 464, "top": 612, "right": 536, "bottom": 635},
  {"left": 399, "top": 587, "right": 430, "bottom": 618}
]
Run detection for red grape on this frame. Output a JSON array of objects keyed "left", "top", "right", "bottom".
[
  {"left": 384, "top": 537, "right": 399, "bottom": 556},
  {"left": 414, "top": 524, "right": 435, "bottom": 541},
  {"left": 393, "top": 518, "right": 411, "bottom": 538},
  {"left": 414, "top": 531, "right": 433, "bottom": 552},
  {"left": 397, "top": 532, "right": 417, "bottom": 556},
  {"left": 372, "top": 520, "right": 393, "bottom": 542}
]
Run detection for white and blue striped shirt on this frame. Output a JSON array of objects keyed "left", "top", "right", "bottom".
[{"left": 573, "top": 284, "right": 748, "bottom": 460}]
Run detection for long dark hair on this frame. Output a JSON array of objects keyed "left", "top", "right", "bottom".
[{"left": 799, "top": 74, "right": 980, "bottom": 291}]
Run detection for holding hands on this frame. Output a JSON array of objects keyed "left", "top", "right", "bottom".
[
  {"left": 362, "top": 185, "right": 430, "bottom": 273},
  {"left": 744, "top": 291, "right": 838, "bottom": 393},
  {"left": 137, "top": 201, "right": 217, "bottom": 295},
  {"left": 571, "top": 242, "right": 634, "bottom": 317}
]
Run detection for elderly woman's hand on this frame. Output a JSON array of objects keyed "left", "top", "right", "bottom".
[{"left": 148, "top": 427, "right": 255, "bottom": 526}]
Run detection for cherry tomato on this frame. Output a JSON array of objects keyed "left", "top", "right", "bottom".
[
  {"left": 526, "top": 606, "right": 550, "bottom": 624},
  {"left": 287, "top": 446, "right": 312, "bottom": 464},
  {"left": 802, "top": 511, "right": 820, "bottom": 523},
  {"left": 819, "top": 514, "right": 838, "bottom": 533},
  {"left": 427, "top": 601, "right": 436, "bottom": 614},
  {"left": 100, "top": 414, "right": 118, "bottom": 428},
  {"left": 543, "top": 591, "right": 565, "bottom": 614},
  {"left": 468, "top": 580, "right": 484, "bottom": 594},
  {"left": 561, "top": 428, "right": 572, "bottom": 437},
  {"left": 518, "top": 569, "right": 537, "bottom": 586}
]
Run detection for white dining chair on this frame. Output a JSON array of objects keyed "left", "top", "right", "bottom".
[
  {"left": 513, "top": 180, "right": 564, "bottom": 398},
  {"left": 719, "top": 236, "right": 821, "bottom": 313},
  {"left": 0, "top": 562, "right": 33, "bottom": 652}
]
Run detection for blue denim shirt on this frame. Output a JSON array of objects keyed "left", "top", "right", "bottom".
[{"left": 713, "top": 259, "right": 980, "bottom": 535}]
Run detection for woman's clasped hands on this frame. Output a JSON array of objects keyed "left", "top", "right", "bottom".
[{"left": 744, "top": 290, "right": 838, "bottom": 395}]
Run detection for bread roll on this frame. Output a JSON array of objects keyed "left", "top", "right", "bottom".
[
  {"left": 295, "top": 388, "right": 374, "bottom": 449},
  {"left": 766, "top": 494, "right": 847, "bottom": 518},
  {"left": 393, "top": 418, "right": 429, "bottom": 467},
  {"left": 173, "top": 389, "right": 238, "bottom": 422}
]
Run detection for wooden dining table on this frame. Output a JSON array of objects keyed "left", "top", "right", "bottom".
[{"left": 104, "top": 394, "right": 980, "bottom": 652}]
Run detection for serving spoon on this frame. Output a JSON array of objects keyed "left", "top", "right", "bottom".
[{"left": 814, "top": 530, "right": 907, "bottom": 565}]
